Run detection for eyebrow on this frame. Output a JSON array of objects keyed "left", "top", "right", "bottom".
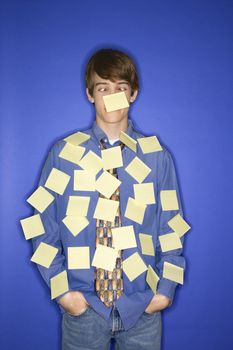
[{"left": 95, "top": 81, "right": 129, "bottom": 86}]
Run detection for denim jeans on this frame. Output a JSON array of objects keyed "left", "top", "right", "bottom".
[{"left": 62, "top": 304, "right": 162, "bottom": 350}]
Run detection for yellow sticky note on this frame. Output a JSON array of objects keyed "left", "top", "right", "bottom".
[
  {"left": 62, "top": 216, "right": 89, "bottom": 237},
  {"left": 50, "top": 270, "right": 69, "bottom": 299},
  {"left": 120, "top": 131, "right": 137, "bottom": 152},
  {"left": 103, "top": 91, "right": 129, "bottom": 112},
  {"left": 124, "top": 197, "right": 146, "bottom": 224},
  {"left": 45, "top": 168, "right": 70, "bottom": 195},
  {"left": 101, "top": 146, "right": 123, "bottom": 170},
  {"left": 93, "top": 197, "right": 119, "bottom": 222},
  {"left": 159, "top": 232, "right": 182, "bottom": 252},
  {"left": 68, "top": 247, "right": 90, "bottom": 269},
  {"left": 95, "top": 171, "right": 121, "bottom": 199},
  {"left": 20, "top": 214, "right": 45, "bottom": 240},
  {"left": 160, "top": 190, "right": 179, "bottom": 211},
  {"left": 133, "top": 183, "right": 155, "bottom": 205},
  {"left": 59, "top": 143, "right": 85, "bottom": 165},
  {"left": 73, "top": 170, "right": 96, "bottom": 191},
  {"left": 123, "top": 252, "right": 147, "bottom": 282},
  {"left": 92, "top": 244, "right": 118, "bottom": 271},
  {"left": 112, "top": 225, "right": 137, "bottom": 250},
  {"left": 64, "top": 131, "right": 90, "bottom": 146},
  {"left": 137, "top": 136, "right": 163, "bottom": 154},
  {"left": 139, "top": 233, "right": 155, "bottom": 256},
  {"left": 146, "top": 265, "right": 160, "bottom": 294},
  {"left": 125, "top": 157, "right": 151, "bottom": 183},
  {"left": 78, "top": 150, "right": 103, "bottom": 175},
  {"left": 27, "top": 186, "right": 54, "bottom": 213},
  {"left": 168, "top": 213, "right": 191, "bottom": 237},
  {"left": 31, "top": 242, "right": 58, "bottom": 268},
  {"left": 163, "top": 262, "right": 184, "bottom": 284},
  {"left": 66, "top": 196, "right": 90, "bottom": 216}
]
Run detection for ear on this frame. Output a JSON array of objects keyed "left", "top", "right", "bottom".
[
  {"left": 129, "top": 89, "right": 138, "bottom": 103},
  {"left": 86, "top": 88, "right": 95, "bottom": 103}
]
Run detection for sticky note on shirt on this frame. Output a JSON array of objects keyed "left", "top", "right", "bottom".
[
  {"left": 66, "top": 196, "right": 90, "bottom": 216},
  {"left": 45, "top": 168, "right": 70, "bottom": 195},
  {"left": 139, "top": 233, "right": 155, "bottom": 256},
  {"left": 93, "top": 197, "right": 119, "bottom": 222},
  {"left": 146, "top": 265, "right": 160, "bottom": 294},
  {"left": 101, "top": 146, "right": 123, "bottom": 170},
  {"left": 133, "top": 183, "right": 155, "bottom": 205},
  {"left": 20, "top": 214, "right": 45, "bottom": 240},
  {"left": 27, "top": 186, "right": 54, "bottom": 213},
  {"left": 163, "top": 262, "right": 184, "bottom": 284},
  {"left": 122, "top": 252, "right": 147, "bottom": 281},
  {"left": 125, "top": 156, "right": 151, "bottom": 183},
  {"left": 137, "top": 136, "right": 162, "bottom": 154},
  {"left": 168, "top": 213, "right": 191, "bottom": 237},
  {"left": 64, "top": 131, "right": 90, "bottom": 146},
  {"left": 68, "top": 247, "right": 90, "bottom": 269},
  {"left": 59, "top": 143, "right": 85, "bottom": 165},
  {"left": 160, "top": 190, "right": 179, "bottom": 211},
  {"left": 92, "top": 244, "right": 118, "bottom": 271},
  {"left": 103, "top": 91, "right": 129, "bottom": 112},
  {"left": 31, "top": 242, "right": 58, "bottom": 268},
  {"left": 120, "top": 131, "right": 137, "bottom": 152},
  {"left": 112, "top": 225, "right": 137, "bottom": 250},
  {"left": 95, "top": 171, "right": 121, "bottom": 199},
  {"left": 50, "top": 270, "right": 69, "bottom": 299},
  {"left": 124, "top": 197, "right": 146, "bottom": 225},
  {"left": 62, "top": 216, "right": 89, "bottom": 237},
  {"left": 73, "top": 170, "right": 96, "bottom": 191},
  {"left": 78, "top": 150, "right": 103, "bottom": 175},
  {"left": 159, "top": 232, "right": 182, "bottom": 252}
]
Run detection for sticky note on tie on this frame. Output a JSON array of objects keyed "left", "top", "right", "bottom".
[
  {"left": 112, "top": 225, "right": 137, "bottom": 250},
  {"left": 168, "top": 213, "right": 191, "bottom": 237},
  {"left": 125, "top": 157, "right": 151, "bottom": 183},
  {"left": 59, "top": 143, "right": 85, "bottom": 165},
  {"left": 146, "top": 265, "right": 160, "bottom": 294},
  {"left": 66, "top": 196, "right": 90, "bottom": 216},
  {"left": 27, "top": 186, "right": 54, "bottom": 213},
  {"left": 68, "top": 247, "right": 90, "bottom": 269},
  {"left": 103, "top": 91, "right": 129, "bottom": 112},
  {"left": 101, "top": 146, "right": 123, "bottom": 170},
  {"left": 122, "top": 252, "right": 147, "bottom": 281},
  {"left": 139, "top": 233, "right": 155, "bottom": 256},
  {"left": 120, "top": 131, "right": 137, "bottom": 152},
  {"left": 31, "top": 242, "right": 58, "bottom": 268},
  {"left": 93, "top": 197, "right": 119, "bottom": 222},
  {"left": 62, "top": 216, "right": 89, "bottom": 237},
  {"left": 78, "top": 150, "right": 103, "bottom": 175},
  {"left": 137, "top": 136, "right": 162, "bottom": 154},
  {"left": 163, "top": 262, "right": 184, "bottom": 284},
  {"left": 20, "top": 214, "right": 45, "bottom": 240},
  {"left": 92, "top": 244, "right": 118, "bottom": 271},
  {"left": 159, "top": 232, "right": 182, "bottom": 252},
  {"left": 50, "top": 270, "right": 69, "bottom": 299},
  {"left": 133, "top": 183, "right": 156, "bottom": 205},
  {"left": 124, "top": 197, "right": 146, "bottom": 225},
  {"left": 64, "top": 131, "right": 90, "bottom": 146},
  {"left": 45, "top": 168, "right": 70, "bottom": 195},
  {"left": 95, "top": 171, "right": 121, "bottom": 199},
  {"left": 160, "top": 190, "right": 179, "bottom": 211}
]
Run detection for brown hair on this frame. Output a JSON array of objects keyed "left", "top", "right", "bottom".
[{"left": 85, "top": 49, "right": 139, "bottom": 97}]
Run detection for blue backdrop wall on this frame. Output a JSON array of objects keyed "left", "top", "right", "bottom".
[{"left": 1, "top": 1, "right": 233, "bottom": 349}]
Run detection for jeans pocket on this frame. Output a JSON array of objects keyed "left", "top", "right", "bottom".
[{"left": 66, "top": 305, "right": 91, "bottom": 318}]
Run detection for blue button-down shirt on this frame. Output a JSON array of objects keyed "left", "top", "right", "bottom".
[{"left": 32, "top": 119, "right": 185, "bottom": 330}]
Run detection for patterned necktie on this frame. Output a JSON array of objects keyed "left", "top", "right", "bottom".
[{"left": 95, "top": 139, "right": 124, "bottom": 307}]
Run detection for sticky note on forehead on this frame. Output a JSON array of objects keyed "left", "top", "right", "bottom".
[{"left": 103, "top": 91, "right": 129, "bottom": 112}]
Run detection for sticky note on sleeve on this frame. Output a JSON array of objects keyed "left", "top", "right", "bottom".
[
  {"left": 103, "top": 91, "right": 129, "bottom": 112},
  {"left": 139, "top": 233, "right": 155, "bottom": 256},
  {"left": 31, "top": 242, "right": 58, "bottom": 268},
  {"left": 146, "top": 265, "right": 160, "bottom": 294},
  {"left": 168, "top": 213, "right": 191, "bottom": 237},
  {"left": 160, "top": 190, "right": 179, "bottom": 211},
  {"left": 159, "top": 232, "right": 182, "bottom": 252},
  {"left": 20, "top": 214, "right": 45, "bottom": 240},
  {"left": 27, "top": 186, "right": 54, "bottom": 213},
  {"left": 163, "top": 262, "right": 184, "bottom": 284},
  {"left": 50, "top": 270, "right": 69, "bottom": 299}
]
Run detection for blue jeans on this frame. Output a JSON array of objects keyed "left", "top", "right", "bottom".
[{"left": 62, "top": 305, "right": 162, "bottom": 350}]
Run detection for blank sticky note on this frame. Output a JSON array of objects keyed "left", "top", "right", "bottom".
[
  {"left": 146, "top": 265, "right": 160, "bottom": 294},
  {"left": 59, "top": 143, "right": 85, "bottom": 165},
  {"left": 93, "top": 197, "right": 119, "bottom": 222},
  {"left": 168, "top": 213, "right": 191, "bottom": 237},
  {"left": 163, "top": 262, "right": 184, "bottom": 284},
  {"left": 50, "top": 270, "right": 69, "bottom": 299},
  {"left": 139, "top": 233, "right": 155, "bottom": 256},
  {"left": 103, "top": 91, "right": 129, "bottom": 112},
  {"left": 133, "top": 183, "right": 155, "bottom": 205},
  {"left": 112, "top": 225, "right": 137, "bottom": 250},
  {"left": 137, "top": 136, "right": 162, "bottom": 154},
  {"left": 68, "top": 247, "right": 90, "bottom": 269},
  {"left": 62, "top": 216, "right": 89, "bottom": 237},
  {"left": 92, "top": 244, "right": 118, "bottom": 271},
  {"left": 64, "top": 131, "right": 90, "bottom": 146},
  {"left": 73, "top": 170, "right": 96, "bottom": 191},
  {"left": 78, "top": 150, "right": 103, "bottom": 175},
  {"left": 123, "top": 252, "right": 147, "bottom": 281},
  {"left": 101, "top": 146, "right": 123, "bottom": 170},
  {"left": 124, "top": 197, "right": 146, "bottom": 225},
  {"left": 125, "top": 156, "right": 151, "bottom": 183},
  {"left": 66, "top": 196, "right": 90, "bottom": 216},
  {"left": 27, "top": 186, "right": 54, "bottom": 213},
  {"left": 160, "top": 190, "right": 179, "bottom": 211},
  {"left": 95, "top": 171, "right": 121, "bottom": 199},
  {"left": 31, "top": 242, "right": 58, "bottom": 268},
  {"left": 20, "top": 214, "right": 45, "bottom": 240},
  {"left": 159, "top": 232, "right": 182, "bottom": 252},
  {"left": 120, "top": 131, "right": 137, "bottom": 153},
  {"left": 45, "top": 168, "right": 70, "bottom": 195}
]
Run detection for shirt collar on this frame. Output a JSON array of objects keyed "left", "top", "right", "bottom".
[{"left": 91, "top": 118, "right": 134, "bottom": 144}]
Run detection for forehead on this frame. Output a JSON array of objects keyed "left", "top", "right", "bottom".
[{"left": 93, "top": 73, "right": 129, "bottom": 85}]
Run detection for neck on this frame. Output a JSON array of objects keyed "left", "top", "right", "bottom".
[{"left": 96, "top": 118, "right": 128, "bottom": 139}]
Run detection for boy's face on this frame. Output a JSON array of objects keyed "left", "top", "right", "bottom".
[{"left": 86, "top": 73, "right": 138, "bottom": 126}]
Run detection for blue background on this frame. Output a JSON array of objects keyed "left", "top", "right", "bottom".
[{"left": 1, "top": 0, "right": 233, "bottom": 349}]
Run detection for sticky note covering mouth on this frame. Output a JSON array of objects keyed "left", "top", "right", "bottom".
[{"left": 103, "top": 92, "right": 129, "bottom": 112}]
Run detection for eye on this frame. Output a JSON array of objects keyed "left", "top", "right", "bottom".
[{"left": 98, "top": 87, "right": 106, "bottom": 92}]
